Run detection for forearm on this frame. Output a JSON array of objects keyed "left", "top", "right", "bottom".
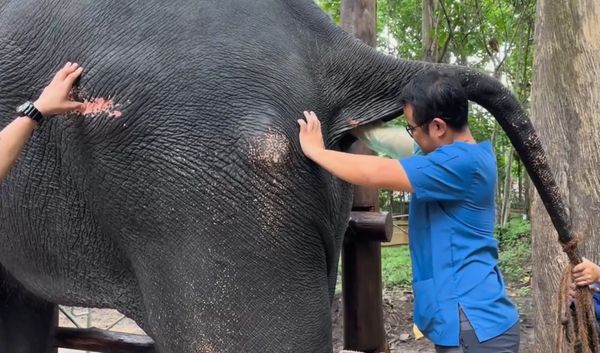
[
  {"left": 0, "top": 117, "right": 36, "bottom": 182},
  {"left": 306, "top": 149, "right": 412, "bottom": 191}
]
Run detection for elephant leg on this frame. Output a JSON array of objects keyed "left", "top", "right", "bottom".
[
  {"left": 134, "top": 260, "right": 333, "bottom": 353},
  {"left": 0, "top": 266, "right": 57, "bottom": 353}
]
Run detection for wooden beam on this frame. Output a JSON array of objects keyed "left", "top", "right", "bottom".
[
  {"left": 55, "top": 327, "right": 156, "bottom": 353},
  {"left": 348, "top": 211, "right": 393, "bottom": 242}
]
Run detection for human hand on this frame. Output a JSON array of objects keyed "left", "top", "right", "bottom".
[
  {"left": 297, "top": 111, "right": 326, "bottom": 159},
  {"left": 33, "top": 62, "right": 85, "bottom": 116},
  {"left": 572, "top": 258, "right": 600, "bottom": 286}
]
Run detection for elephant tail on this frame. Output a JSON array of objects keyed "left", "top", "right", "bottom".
[{"left": 445, "top": 65, "right": 573, "bottom": 248}]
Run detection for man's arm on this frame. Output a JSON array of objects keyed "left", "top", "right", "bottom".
[
  {"left": 0, "top": 117, "right": 38, "bottom": 181},
  {"left": 298, "top": 111, "right": 413, "bottom": 192},
  {"left": 0, "top": 62, "right": 84, "bottom": 182}
]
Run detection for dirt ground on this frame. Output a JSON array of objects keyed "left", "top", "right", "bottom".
[
  {"left": 58, "top": 286, "right": 533, "bottom": 353},
  {"left": 331, "top": 287, "right": 534, "bottom": 353}
]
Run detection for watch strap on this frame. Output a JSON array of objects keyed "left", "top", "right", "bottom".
[{"left": 18, "top": 101, "right": 44, "bottom": 122}]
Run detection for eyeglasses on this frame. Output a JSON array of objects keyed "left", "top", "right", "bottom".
[{"left": 405, "top": 120, "right": 431, "bottom": 138}]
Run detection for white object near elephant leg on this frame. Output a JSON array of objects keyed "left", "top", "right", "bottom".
[{"left": 351, "top": 120, "right": 415, "bottom": 159}]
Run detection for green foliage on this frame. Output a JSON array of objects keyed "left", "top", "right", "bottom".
[
  {"left": 496, "top": 217, "right": 531, "bottom": 246},
  {"left": 315, "top": 0, "right": 341, "bottom": 23},
  {"left": 469, "top": 111, "right": 496, "bottom": 142},
  {"left": 377, "top": 0, "right": 422, "bottom": 59},
  {"left": 381, "top": 245, "right": 413, "bottom": 288},
  {"left": 495, "top": 218, "right": 531, "bottom": 289},
  {"left": 334, "top": 245, "right": 412, "bottom": 292}
]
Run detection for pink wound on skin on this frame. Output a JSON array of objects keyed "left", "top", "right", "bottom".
[
  {"left": 350, "top": 119, "right": 359, "bottom": 126},
  {"left": 81, "top": 97, "right": 122, "bottom": 118}
]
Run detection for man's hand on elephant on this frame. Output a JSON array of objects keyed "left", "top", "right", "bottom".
[
  {"left": 33, "top": 62, "right": 85, "bottom": 117},
  {"left": 297, "top": 111, "right": 326, "bottom": 159}
]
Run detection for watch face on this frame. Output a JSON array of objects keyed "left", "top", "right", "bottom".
[{"left": 16, "top": 101, "right": 31, "bottom": 114}]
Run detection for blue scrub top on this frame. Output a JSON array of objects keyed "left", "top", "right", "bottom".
[
  {"left": 593, "top": 278, "right": 600, "bottom": 326},
  {"left": 400, "top": 141, "right": 519, "bottom": 346}
]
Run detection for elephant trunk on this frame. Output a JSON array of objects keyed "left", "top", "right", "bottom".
[{"left": 320, "top": 39, "right": 573, "bottom": 247}]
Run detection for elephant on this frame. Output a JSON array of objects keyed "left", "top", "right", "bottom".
[{"left": 0, "top": 0, "right": 571, "bottom": 352}]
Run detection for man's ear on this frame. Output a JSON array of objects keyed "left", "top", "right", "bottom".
[{"left": 431, "top": 117, "right": 447, "bottom": 137}]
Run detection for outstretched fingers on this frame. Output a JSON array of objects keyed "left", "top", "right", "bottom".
[
  {"left": 55, "top": 62, "right": 74, "bottom": 79},
  {"left": 297, "top": 117, "right": 307, "bottom": 131},
  {"left": 64, "top": 66, "right": 83, "bottom": 86},
  {"left": 303, "top": 111, "right": 321, "bottom": 133}
]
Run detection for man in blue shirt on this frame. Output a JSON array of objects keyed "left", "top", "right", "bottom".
[{"left": 297, "top": 70, "right": 520, "bottom": 352}]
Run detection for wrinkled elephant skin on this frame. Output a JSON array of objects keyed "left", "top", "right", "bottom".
[{"left": 0, "top": 1, "right": 566, "bottom": 353}]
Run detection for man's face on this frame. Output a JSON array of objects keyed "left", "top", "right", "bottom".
[
  {"left": 404, "top": 104, "right": 447, "bottom": 153},
  {"left": 404, "top": 104, "right": 436, "bottom": 153}
]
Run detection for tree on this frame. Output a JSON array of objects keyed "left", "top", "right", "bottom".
[
  {"left": 530, "top": 0, "right": 600, "bottom": 352},
  {"left": 421, "top": 0, "right": 437, "bottom": 61}
]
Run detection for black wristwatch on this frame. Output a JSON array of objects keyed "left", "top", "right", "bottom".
[{"left": 16, "top": 101, "right": 45, "bottom": 122}]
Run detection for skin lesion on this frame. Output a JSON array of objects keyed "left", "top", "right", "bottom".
[
  {"left": 246, "top": 130, "right": 290, "bottom": 168},
  {"left": 67, "top": 86, "right": 123, "bottom": 118},
  {"left": 80, "top": 97, "right": 123, "bottom": 118}
]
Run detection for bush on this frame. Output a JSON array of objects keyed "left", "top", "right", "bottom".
[
  {"left": 495, "top": 218, "right": 532, "bottom": 290},
  {"left": 334, "top": 245, "right": 413, "bottom": 293},
  {"left": 381, "top": 246, "right": 413, "bottom": 289},
  {"left": 496, "top": 218, "right": 531, "bottom": 247}
]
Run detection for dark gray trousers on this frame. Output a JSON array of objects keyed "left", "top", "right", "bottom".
[{"left": 435, "top": 309, "right": 520, "bottom": 353}]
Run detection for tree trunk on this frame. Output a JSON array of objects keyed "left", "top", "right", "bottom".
[
  {"left": 501, "top": 147, "right": 514, "bottom": 226},
  {"left": 518, "top": 160, "right": 522, "bottom": 207},
  {"left": 421, "top": 0, "right": 437, "bottom": 62},
  {"left": 341, "top": 0, "right": 377, "bottom": 47},
  {"left": 531, "top": 0, "right": 600, "bottom": 352},
  {"left": 492, "top": 136, "right": 501, "bottom": 217},
  {"left": 524, "top": 173, "right": 531, "bottom": 219},
  {"left": 489, "top": 62, "right": 503, "bottom": 214}
]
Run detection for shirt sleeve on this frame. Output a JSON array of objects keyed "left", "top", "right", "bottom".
[{"left": 399, "top": 147, "right": 475, "bottom": 202}]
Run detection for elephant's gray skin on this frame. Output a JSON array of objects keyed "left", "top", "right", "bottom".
[{"left": 0, "top": 1, "right": 568, "bottom": 353}]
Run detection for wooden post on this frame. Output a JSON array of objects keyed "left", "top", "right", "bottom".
[
  {"left": 340, "top": 1, "right": 388, "bottom": 352},
  {"left": 342, "top": 144, "right": 389, "bottom": 353}
]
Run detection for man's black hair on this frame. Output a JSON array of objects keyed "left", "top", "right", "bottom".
[{"left": 399, "top": 70, "right": 469, "bottom": 131}]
